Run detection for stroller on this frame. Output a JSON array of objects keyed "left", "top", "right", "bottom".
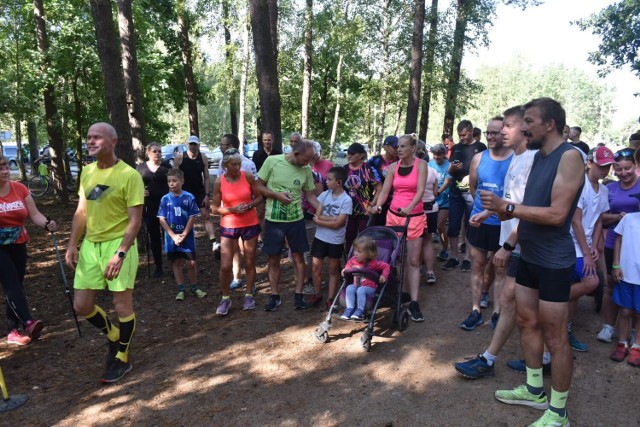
[{"left": 313, "top": 219, "right": 411, "bottom": 352}]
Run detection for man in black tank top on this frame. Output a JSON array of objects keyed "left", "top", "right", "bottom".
[
  {"left": 480, "top": 98, "right": 584, "bottom": 427},
  {"left": 175, "top": 135, "right": 217, "bottom": 249}
]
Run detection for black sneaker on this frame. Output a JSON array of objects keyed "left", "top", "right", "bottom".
[
  {"left": 460, "top": 309, "right": 483, "bottom": 331},
  {"left": 460, "top": 260, "right": 471, "bottom": 272},
  {"left": 106, "top": 339, "right": 119, "bottom": 368},
  {"left": 459, "top": 243, "right": 466, "bottom": 253},
  {"left": 264, "top": 294, "right": 282, "bottom": 311},
  {"left": 100, "top": 359, "right": 132, "bottom": 383},
  {"left": 294, "top": 293, "right": 307, "bottom": 310},
  {"left": 409, "top": 301, "right": 424, "bottom": 322},
  {"left": 442, "top": 258, "right": 460, "bottom": 271}
]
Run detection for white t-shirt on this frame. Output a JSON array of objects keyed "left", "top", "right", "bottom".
[
  {"left": 571, "top": 179, "right": 610, "bottom": 257},
  {"left": 499, "top": 149, "right": 537, "bottom": 252},
  {"left": 614, "top": 212, "right": 640, "bottom": 285},
  {"left": 422, "top": 166, "right": 439, "bottom": 213},
  {"left": 218, "top": 157, "right": 258, "bottom": 178},
  {"left": 314, "top": 190, "right": 353, "bottom": 245}
]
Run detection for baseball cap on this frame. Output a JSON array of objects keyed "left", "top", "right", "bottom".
[
  {"left": 383, "top": 135, "right": 399, "bottom": 148},
  {"left": 589, "top": 146, "right": 614, "bottom": 166},
  {"left": 187, "top": 135, "right": 200, "bottom": 144},
  {"left": 347, "top": 143, "right": 366, "bottom": 155}
]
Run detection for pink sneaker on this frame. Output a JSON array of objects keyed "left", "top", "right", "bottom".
[
  {"left": 25, "top": 319, "right": 44, "bottom": 340},
  {"left": 7, "top": 329, "right": 31, "bottom": 346}
]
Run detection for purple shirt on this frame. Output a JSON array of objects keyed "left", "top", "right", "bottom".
[{"left": 605, "top": 180, "right": 640, "bottom": 248}]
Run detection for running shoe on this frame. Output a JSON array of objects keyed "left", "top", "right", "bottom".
[
  {"left": 460, "top": 259, "right": 471, "bottom": 272},
  {"left": 7, "top": 329, "right": 30, "bottom": 346},
  {"left": 480, "top": 292, "right": 490, "bottom": 308},
  {"left": 610, "top": 342, "right": 629, "bottom": 362},
  {"left": 340, "top": 307, "right": 355, "bottom": 320},
  {"left": 597, "top": 324, "right": 615, "bottom": 343},
  {"left": 454, "top": 354, "right": 495, "bottom": 379},
  {"left": 437, "top": 250, "right": 449, "bottom": 261},
  {"left": 211, "top": 239, "right": 221, "bottom": 252},
  {"left": 568, "top": 331, "right": 588, "bottom": 352},
  {"left": 216, "top": 298, "right": 232, "bottom": 316},
  {"left": 426, "top": 272, "right": 436, "bottom": 284},
  {"left": 629, "top": 328, "right": 637, "bottom": 346},
  {"left": 494, "top": 385, "right": 549, "bottom": 410},
  {"left": 443, "top": 258, "right": 460, "bottom": 271},
  {"left": 490, "top": 312, "right": 500, "bottom": 330},
  {"left": 106, "top": 339, "right": 119, "bottom": 368},
  {"left": 506, "top": 359, "right": 552, "bottom": 377},
  {"left": 306, "top": 294, "right": 323, "bottom": 309},
  {"left": 100, "top": 359, "right": 132, "bottom": 384},
  {"left": 627, "top": 347, "right": 640, "bottom": 367},
  {"left": 24, "top": 319, "right": 44, "bottom": 340},
  {"left": 242, "top": 295, "right": 256, "bottom": 311},
  {"left": 302, "top": 280, "right": 315, "bottom": 295},
  {"left": 230, "top": 280, "right": 244, "bottom": 291},
  {"left": 350, "top": 309, "right": 364, "bottom": 321},
  {"left": 528, "top": 409, "right": 569, "bottom": 427},
  {"left": 409, "top": 301, "right": 424, "bottom": 322},
  {"left": 460, "top": 309, "right": 483, "bottom": 331},
  {"left": 191, "top": 288, "right": 207, "bottom": 298},
  {"left": 175, "top": 290, "right": 185, "bottom": 301},
  {"left": 264, "top": 294, "right": 282, "bottom": 311},
  {"left": 294, "top": 293, "right": 308, "bottom": 310}
]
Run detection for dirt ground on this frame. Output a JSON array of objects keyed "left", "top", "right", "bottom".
[{"left": 1, "top": 194, "right": 638, "bottom": 427}]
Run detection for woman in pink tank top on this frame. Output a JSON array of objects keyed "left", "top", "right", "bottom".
[
  {"left": 211, "top": 149, "right": 263, "bottom": 315},
  {"left": 368, "top": 134, "right": 428, "bottom": 322}
]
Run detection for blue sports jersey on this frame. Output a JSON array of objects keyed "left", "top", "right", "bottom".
[{"left": 157, "top": 191, "right": 200, "bottom": 254}]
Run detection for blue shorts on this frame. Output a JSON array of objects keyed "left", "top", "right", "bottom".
[
  {"left": 263, "top": 219, "right": 309, "bottom": 256},
  {"left": 220, "top": 224, "right": 261, "bottom": 241},
  {"left": 612, "top": 280, "right": 640, "bottom": 313},
  {"left": 571, "top": 257, "right": 586, "bottom": 283}
]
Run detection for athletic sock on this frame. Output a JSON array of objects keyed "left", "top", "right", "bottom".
[
  {"left": 549, "top": 388, "right": 568, "bottom": 417},
  {"left": 244, "top": 293, "right": 252, "bottom": 298},
  {"left": 190, "top": 284, "right": 198, "bottom": 293},
  {"left": 116, "top": 313, "right": 136, "bottom": 363},
  {"left": 525, "top": 367, "right": 544, "bottom": 395},
  {"left": 481, "top": 350, "right": 496, "bottom": 366},
  {"left": 85, "top": 305, "right": 120, "bottom": 342},
  {"left": 222, "top": 295, "right": 231, "bottom": 300},
  {"left": 542, "top": 351, "right": 551, "bottom": 365}
]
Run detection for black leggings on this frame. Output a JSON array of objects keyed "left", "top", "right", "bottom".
[
  {"left": 0, "top": 244, "right": 31, "bottom": 332},
  {"left": 146, "top": 214, "right": 163, "bottom": 270}
]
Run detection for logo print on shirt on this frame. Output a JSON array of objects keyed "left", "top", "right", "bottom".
[{"left": 86, "top": 185, "right": 111, "bottom": 201}]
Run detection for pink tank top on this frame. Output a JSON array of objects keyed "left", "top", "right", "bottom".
[
  {"left": 220, "top": 172, "right": 259, "bottom": 228},
  {"left": 390, "top": 158, "right": 423, "bottom": 215}
]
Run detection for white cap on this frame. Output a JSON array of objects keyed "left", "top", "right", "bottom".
[{"left": 187, "top": 135, "right": 200, "bottom": 144}]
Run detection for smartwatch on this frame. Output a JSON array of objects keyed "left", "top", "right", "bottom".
[
  {"left": 503, "top": 241, "right": 516, "bottom": 251},
  {"left": 505, "top": 203, "right": 515, "bottom": 216},
  {"left": 115, "top": 250, "right": 127, "bottom": 260}
]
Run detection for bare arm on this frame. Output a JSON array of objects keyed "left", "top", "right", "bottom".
[
  {"left": 468, "top": 152, "right": 481, "bottom": 199},
  {"left": 254, "top": 178, "right": 293, "bottom": 205},
  {"left": 173, "top": 152, "right": 183, "bottom": 168},
  {"left": 369, "top": 163, "right": 396, "bottom": 212},
  {"left": 304, "top": 190, "right": 320, "bottom": 211},
  {"left": 437, "top": 177, "right": 451, "bottom": 194},
  {"left": 201, "top": 153, "right": 210, "bottom": 194},
  {"left": 612, "top": 234, "right": 623, "bottom": 282},
  {"left": 571, "top": 207, "right": 596, "bottom": 276},
  {"left": 65, "top": 194, "right": 87, "bottom": 269},
  {"left": 314, "top": 213, "right": 348, "bottom": 229},
  {"left": 25, "top": 194, "right": 57, "bottom": 231},
  {"left": 246, "top": 173, "right": 264, "bottom": 208}
]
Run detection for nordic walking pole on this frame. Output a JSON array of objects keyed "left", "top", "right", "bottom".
[{"left": 51, "top": 234, "right": 82, "bottom": 337}]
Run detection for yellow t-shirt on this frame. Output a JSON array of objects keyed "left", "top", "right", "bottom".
[{"left": 79, "top": 160, "right": 144, "bottom": 242}]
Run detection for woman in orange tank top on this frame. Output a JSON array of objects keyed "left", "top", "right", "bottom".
[{"left": 211, "top": 149, "right": 263, "bottom": 315}]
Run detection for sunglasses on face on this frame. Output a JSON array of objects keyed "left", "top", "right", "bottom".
[{"left": 614, "top": 150, "right": 635, "bottom": 161}]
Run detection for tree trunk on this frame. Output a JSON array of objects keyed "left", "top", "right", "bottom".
[
  {"left": 27, "top": 120, "right": 39, "bottom": 177},
  {"left": 116, "top": 0, "right": 146, "bottom": 163},
  {"left": 14, "top": 119, "right": 27, "bottom": 181},
  {"left": 443, "top": 0, "right": 469, "bottom": 137},
  {"left": 301, "top": 0, "right": 313, "bottom": 137},
  {"left": 378, "top": 0, "right": 391, "bottom": 152},
  {"left": 33, "top": 0, "right": 68, "bottom": 201},
  {"left": 249, "top": 0, "right": 282, "bottom": 150},
  {"left": 405, "top": 0, "right": 425, "bottom": 134},
  {"left": 418, "top": 0, "right": 438, "bottom": 142},
  {"left": 328, "top": 55, "right": 344, "bottom": 161},
  {"left": 394, "top": 101, "right": 403, "bottom": 136},
  {"left": 72, "top": 75, "right": 84, "bottom": 176},
  {"left": 238, "top": 4, "right": 250, "bottom": 148},
  {"left": 177, "top": 1, "right": 199, "bottom": 137},
  {"left": 222, "top": 0, "right": 238, "bottom": 135}
]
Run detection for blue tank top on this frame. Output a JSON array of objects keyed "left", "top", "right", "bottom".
[
  {"left": 518, "top": 143, "right": 584, "bottom": 268},
  {"left": 471, "top": 150, "right": 513, "bottom": 225}
]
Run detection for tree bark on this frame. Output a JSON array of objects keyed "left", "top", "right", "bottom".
[
  {"left": 301, "top": 0, "right": 313, "bottom": 138},
  {"left": 89, "top": 0, "right": 135, "bottom": 167},
  {"left": 14, "top": 119, "right": 27, "bottom": 181},
  {"left": 27, "top": 120, "right": 39, "bottom": 177},
  {"left": 378, "top": 0, "right": 391, "bottom": 152},
  {"left": 222, "top": 0, "right": 238, "bottom": 135},
  {"left": 443, "top": 0, "right": 469, "bottom": 137},
  {"left": 72, "top": 74, "right": 84, "bottom": 176},
  {"left": 177, "top": 1, "right": 199, "bottom": 137},
  {"left": 116, "top": 0, "right": 146, "bottom": 163},
  {"left": 328, "top": 55, "right": 344, "bottom": 160},
  {"left": 405, "top": 0, "right": 425, "bottom": 134},
  {"left": 249, "top": 0, "right": 282, "bottom": 150},
  {"left": 418, "top": 0, "right": 438, "bottom": 142},
  {"left": 238, "top": 4, "right": 250, "bottom": 148},
  {"left": 33, "top": 0, "right": 68, "bottom": 200}
]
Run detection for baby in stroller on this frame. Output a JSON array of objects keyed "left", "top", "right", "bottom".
[{"left": 340, "top": 236, "right": 391, "bottom": 320}]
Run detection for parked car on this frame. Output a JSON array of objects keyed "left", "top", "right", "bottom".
[
  {"left": 244, "top": 142, "right": 258, "bottom": 159},
  {"left": 2, "top": 143, "right": 19, "bottom": 169},
  {"left": 162, "top": 144, "right": 188, "bottom": 167}
]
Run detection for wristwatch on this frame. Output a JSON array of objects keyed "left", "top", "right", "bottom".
[
  {"left": 503, "top": 241, "right": 516, "bottom": 251},
  {"left": 115, "top": 250, "right": 127, "bottom": 260},
  {"left": 505, "top": 203, "right": 515, "bottom": 216}
]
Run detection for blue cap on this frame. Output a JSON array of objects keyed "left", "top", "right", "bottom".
[{"left": 383, "top": 135, "right": 398, "bottom": 148}]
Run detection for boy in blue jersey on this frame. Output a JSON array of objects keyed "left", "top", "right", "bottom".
[{"left": 158, "top": 169, "right": 205, "bottom": 300}]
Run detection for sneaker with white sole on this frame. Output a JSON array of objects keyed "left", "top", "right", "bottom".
[
  {"left": 264, "top": 294, "right": 282, "bottom": 311},
  {"left": 528, "top": 409, "right": 569, "bottom": 427},
  {"left": 597, "top": 324, "right": 615, "bottom": 343},
  {"left": 216, "top": 298, "right": 232, "bottom": 315},
  {"left": 480, "top": 292, "right": 490, "bottom": 308},
  {"left": 242, "top": 296, "right": 256, "bottom": 311},
  {"left": 302, "top": 280, "right": 315, "bottom": 295},
  {"left": 7, "top": 329, "right": 30, "bottom": 346},
  {"left": 426, "top": 272, "right": 436, "bottom": 284},
  {"left": 495, "top": 384, "right": 549, "bottom": 410}
]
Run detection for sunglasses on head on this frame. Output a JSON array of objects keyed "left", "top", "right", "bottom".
[
  {"left": 614, "top": 149, "right": 635, "bottom": 161},
  {"left": 224, "top": 148, "right": 239, "bottom": 155}
]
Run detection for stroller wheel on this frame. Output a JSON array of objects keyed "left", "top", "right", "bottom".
[
  {"left": 399, "top": 308, "right": 410, "bottom": 332},
  {"left": 314, "top": 326, "right": 329, "bottom": 343},
  {"left": 360, "top": 331, "right": 372, "bottom": 352}
]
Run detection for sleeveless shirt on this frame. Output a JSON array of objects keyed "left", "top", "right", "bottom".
[
  {"left": 180, "top": 153, "right": 205, "bottom": 194},
  {"left": 471, "top": 150, "right": 514, "bottom": 225},
  {"left": 220, "top": 172, "right": 259, "bottom": 228},
  {"left": 390, "top": 158, "right": 423, "bottom": 215}
]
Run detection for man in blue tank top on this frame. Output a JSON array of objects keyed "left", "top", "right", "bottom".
[{"left": 481, "top": 98, "right": 584, "bottom": 427}]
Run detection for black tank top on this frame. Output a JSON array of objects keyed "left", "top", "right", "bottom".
[
  {"left": 180, "top": 153, "right": 205, "bottom": 193},
  {"left": 518, "top": 143, "right": 583, "bottom": 268}
]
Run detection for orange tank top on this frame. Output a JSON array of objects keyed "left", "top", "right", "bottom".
[{"left": 220, "top": 172, "right": 259, "bottom": 228}]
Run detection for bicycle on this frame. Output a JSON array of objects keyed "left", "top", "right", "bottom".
[{"left": 28, "top": 161, "right": 76, "bottom": 197}]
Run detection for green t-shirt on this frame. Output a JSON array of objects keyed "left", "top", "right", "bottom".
[
  {"left": 79, "top": 160, "right": 144, "bottom": 242},
  {"left": 257, "top": 154, "right": 315, "bottom": 222}
]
